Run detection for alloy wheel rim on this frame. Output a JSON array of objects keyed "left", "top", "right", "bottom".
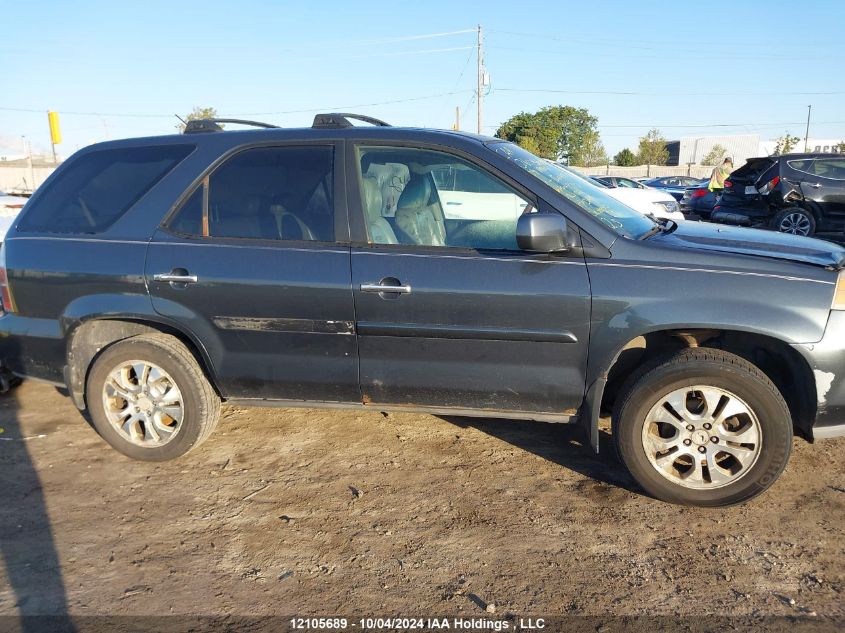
[
  {"left": 641, "top": 385, "right": 762, "bottom": 490},
  {"left": 779, "top": 213, "right": 811, "bottom": 235},
  {"left": 102, "top": 360, "right": 184, "bottom": 447}
]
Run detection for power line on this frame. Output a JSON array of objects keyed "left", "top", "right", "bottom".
[
  {"left": 486, "top": 44, "right": 822, "bottom": 62},
  {"left": 348, "top": 46, "right": 473, "bottom": 59},
  {"left": 486, "top": 28, "right": 845, "bottom": 51},
  {"left": 494, "top": 87, "right": 845, "bottom": 97},
  {"left": 335, "top": 28, "right": 476, "bottom": 47}
]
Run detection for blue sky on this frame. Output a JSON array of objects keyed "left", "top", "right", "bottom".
[{"left": 2, "top": 0, "right": 844, "bottom": 158}]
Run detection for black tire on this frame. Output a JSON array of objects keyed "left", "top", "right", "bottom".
[
  {"left": 770, "top": 207, "right": 815, "bottom": 236},
  {"left": 86, "top": 333, "right": 220, "bottom": 461},
  {"left": 613, "top": 348, "right": 792, "bottom": 507}
]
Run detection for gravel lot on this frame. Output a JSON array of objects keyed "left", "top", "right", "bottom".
[{"left": 1, "top": 379, "right": 843, "bottom": 631}]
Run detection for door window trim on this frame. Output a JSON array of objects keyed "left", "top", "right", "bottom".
[{"left": 159, "top": 140, "right": 350, "bottom": 245}]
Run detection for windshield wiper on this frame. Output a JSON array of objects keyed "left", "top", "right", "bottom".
[{"left": 639, "top": 217, "right": 678, "bottom": 240}]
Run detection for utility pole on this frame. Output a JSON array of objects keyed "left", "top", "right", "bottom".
[
  {"left": 476, "top": 24, "right": 483, "bottom": 134},
  {"left": 454, "top": 106, "right": 461, "bottom": 131},
  {"left": 804, "top": 104, "right": 812, "bottom": 152}
]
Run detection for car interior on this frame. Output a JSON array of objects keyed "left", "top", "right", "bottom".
[
  {"left": 168, "top": 146, "right": 336, "bottom": 242},
  {"left": 358, "top": 148, "right": 527, "bottom": 251}
]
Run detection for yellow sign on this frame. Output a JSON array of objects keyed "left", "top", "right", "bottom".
[{"left": 48, "top": 111, "right": 62, "bottom": 144}]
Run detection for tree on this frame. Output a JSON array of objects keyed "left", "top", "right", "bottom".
[
  {"left": 613, "top": 148, "right": 638, "bottom": 166},
  {"left": 179, "top": 106, "right": 221, "bottom": 132},
  {"left": 637, "top": 128, "right": 669, "bottom": 166},
  {"left": 701, "top": 144, "right": 728, "bottom": 166},
  {"left": 771, "top": 131, "right": 800, "bottom": 155},
  {"left": 579, "top": 129, "right": 608, "bottom": 167},
  {"left": 833, "top": 140, "right": 845, "bottom": 154},
  {"left": 495, "top": 105, "right": 601, "bottom": 164}
]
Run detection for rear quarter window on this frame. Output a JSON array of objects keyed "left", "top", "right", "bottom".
[{"left": 18, "top": 144, "right": 194, "bottom": 234}]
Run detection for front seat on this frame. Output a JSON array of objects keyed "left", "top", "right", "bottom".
[
  {"left": 394, "top": 176, "right": 446, "bottom": 246},
  {"left": 361, "top": 176, "right": 398, "bottom": 244}
]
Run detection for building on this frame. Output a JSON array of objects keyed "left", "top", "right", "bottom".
[
  {"left": 665, "top": 134, "right": 761, "bottom": 167},
  {"left": 666, "top": 134, "right": 844, "bottom": 167}
]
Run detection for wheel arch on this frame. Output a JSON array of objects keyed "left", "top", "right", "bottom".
[
  {"left": 65, "top": 316, "right": 222, "bottom": 410},
  {"left": 583, "top": 327, "right": 817, "bottom": 451}
]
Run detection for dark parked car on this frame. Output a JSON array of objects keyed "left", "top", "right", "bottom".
[
  {"left": 2, "top": 114, "right": 845, "bottom": 507},
  {"left": 712, "top": 154, "right": 845, "bottom": 236},
  {"left": 644, "top": 176, "right": 706, "bottom": 201},
  {"left": 680, "top": 183, "right": 718, "bottom": 219},
  {"left": 590, "top": 176, "right": 647, "bottom": 189}
]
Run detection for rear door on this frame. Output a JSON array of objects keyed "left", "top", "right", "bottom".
[
  {"left": 145, "top": 142, "right": 359, "bottom": 402},
  {"left": 348, "top": 142, "right": 591, "bottom": 416},
  {"left": 807, "top": 158, "right": 845, "bottom": 223}
]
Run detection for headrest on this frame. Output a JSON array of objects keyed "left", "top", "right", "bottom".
[
  {"left": 397, "top": 176, "right": 432, "bottom": 211},
  {"left": 361, "top": 176, "right": 383, "bottom": 221}
]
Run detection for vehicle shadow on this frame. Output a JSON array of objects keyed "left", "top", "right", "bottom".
[
  {"left": 438, "top": 415, "right": 645, "bottom": 498},
  {"left": 0, "top": 341, "right": 75, "bottom": 632}
]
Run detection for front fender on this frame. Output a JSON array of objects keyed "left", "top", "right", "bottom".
[{"left": 581, "top": 260, "right": 834, "bottom": 450}]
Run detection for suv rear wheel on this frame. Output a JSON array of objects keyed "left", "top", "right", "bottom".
[
  {"left": 771, "top": 207, "right": 815, "bottom": 236},
  {"left": 86, "top": 333, "right": 220, "bottom": 461},
  {"left": 613, "top": 348, "right": 792, "bottom": 506}
]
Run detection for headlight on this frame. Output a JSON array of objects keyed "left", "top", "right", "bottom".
[
  {"left": 833, "top": 270, "right": 845, "bottom": 310},
  {"left": 653, "top": 200, "right": 679, "bottom": 214}
]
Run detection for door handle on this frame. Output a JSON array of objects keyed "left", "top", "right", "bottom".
[
  {"left": 808, "top": 183, "right": 822, "bottom": 188},
  {"left": 361, "top": 282, "right": 411, "bottom": 294},
  {"left": 153, "top": 272, "right": 198, "bottom": 284}
]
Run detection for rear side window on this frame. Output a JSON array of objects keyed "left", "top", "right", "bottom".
[
  {"left": 18, "top": 145, "right": 193, "bottom": 234},
  {"left": 787, "top": 159, "right": 814, "bottom": 174},
  {"left": 168, "top": 145, "right": 335, "bottom": 242}
]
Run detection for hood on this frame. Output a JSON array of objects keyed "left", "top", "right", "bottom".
[{"left": 652, "top": 220, "right": 845, "bottom": 269}]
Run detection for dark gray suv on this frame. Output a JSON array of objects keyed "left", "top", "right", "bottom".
[{"left": 2, "top": 114, "right": 844, "bottom": 507}]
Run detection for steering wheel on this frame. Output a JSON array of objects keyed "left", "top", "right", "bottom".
[{"left": 272, "top": 208, "right": 316, "bottom": 241}]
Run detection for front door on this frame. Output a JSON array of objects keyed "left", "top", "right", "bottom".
[
  {"left": 349, "top": 143, "right": 591, "bottom": 415},
  {"left": 807, "top": 157, "right": 845, "bottom": 226},
  {"left": 146, "top": 143, "right": 359, "bottom": 402}
]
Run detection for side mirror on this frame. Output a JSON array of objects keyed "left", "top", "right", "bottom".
[{"left": 516, "top": 213, "right": 576, "bottom": 254}]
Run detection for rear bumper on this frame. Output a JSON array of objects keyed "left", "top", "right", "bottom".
[
  {"left": 792, "top": 311, "right": 845, "bottom": 440},
  {"left": 0, "top": 313, "right": 66, "bottom": 385}
]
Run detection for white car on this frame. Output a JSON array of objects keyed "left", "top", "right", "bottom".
[
  {"left": 594, "top": 181, "right": 685, "bottom": 221},
  {"left": 0, "top": 192, "right": 27, "bottom": 240},
  {"left": 554, "top": 167, "right": 685, "bottom": 221}
]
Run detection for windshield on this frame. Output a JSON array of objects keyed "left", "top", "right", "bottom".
[{"left": 489, "top": 142, "right": 656, "bottom": 238}]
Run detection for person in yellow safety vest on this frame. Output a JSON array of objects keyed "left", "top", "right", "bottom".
[{"left": 708, "top": 157, "right": 734, "bottom": 192}]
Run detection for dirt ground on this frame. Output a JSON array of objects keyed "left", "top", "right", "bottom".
[{"left": 1, "top": 379, "right": 844, "bottom": 631}]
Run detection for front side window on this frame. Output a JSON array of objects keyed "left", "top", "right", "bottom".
[
  {"left": 617, "top": 178, "right": 640, "bottom": 188},
  {"left": 169, "top": 145, "right": 334, "bottom": 242},
  {"left": 490, "top": 142, "right": 656, "bottom": 239},
  {"left": 19, "top": 144, "right": 194, "bottom": 233},
  {"left": 357, "top": 146, "right": 531, "bottom": 251}
]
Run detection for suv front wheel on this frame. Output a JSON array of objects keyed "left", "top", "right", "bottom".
[
  {"left": 86, "top": 333, "right": 221, "bottom": 461},
  {"left": 613, "top": 348, "right": 792, "bottom": 506}
]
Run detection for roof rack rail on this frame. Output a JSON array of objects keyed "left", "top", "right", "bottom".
[
  {"left": 312, "top": 113, "right": 391, "bottom": 129},
  {"left": 183, "top": 118, "right": 280, "bottom": 134}
]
